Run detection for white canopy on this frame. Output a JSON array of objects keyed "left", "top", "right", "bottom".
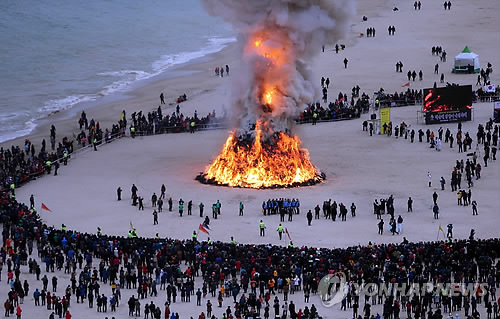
[{"left": 453, "top": 46, "right": 480, "bottom": 73}]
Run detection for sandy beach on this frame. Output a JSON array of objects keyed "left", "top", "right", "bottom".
[{"left": 1, "top": 0, "right": 500, "bottom": 318}]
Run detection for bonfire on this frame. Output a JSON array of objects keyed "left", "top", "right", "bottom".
[{"left": 197, "top": 30, "right": 324, "bottom": 189}]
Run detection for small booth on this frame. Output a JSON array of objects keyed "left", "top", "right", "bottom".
[{"left": 453, "top": 46, "right": 480, "bottom": 73}]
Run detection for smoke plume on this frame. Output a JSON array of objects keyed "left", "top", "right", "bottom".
[{"left": 203, "top": 0, "right": 356, "bottom": 139}]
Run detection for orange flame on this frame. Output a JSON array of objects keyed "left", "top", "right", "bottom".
[
  {"left": 264, "top": 88, "right": 275, "bottom": 105},
  {"left": 201, "top": 29, "right": 321, "bottom": 188},
  {"left": 204, "top": 124, "right": 320, "bottom": 188}
]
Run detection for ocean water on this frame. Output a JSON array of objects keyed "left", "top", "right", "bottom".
[{"left": 0, "top": 0, "right": 234, "bottom": 143}]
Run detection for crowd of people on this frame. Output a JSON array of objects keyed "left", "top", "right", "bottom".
[
  {"left": 297, "top": 87, "right": 369, "bottom": 124},
  {"left": 0, "top": 132, "right": 76, "bottom": 193},
  {"left": 1, "top": 186, "right": 500, "bottom": 319},
  {"left": 364, "top": 117, "right": 498, "bottom": 244},
  {"left": 129, "top": 106, "right": 225, "bottom": 136},
  {"left": 374, "top": 88, "right": 423, "bottom": 108},
  {"left": 261, "top": 199, "right": 300, "bottom": 217}
]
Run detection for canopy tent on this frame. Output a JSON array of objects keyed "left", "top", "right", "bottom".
[{"left": 453, "top": 46, "right": 480, "bottom": 73}]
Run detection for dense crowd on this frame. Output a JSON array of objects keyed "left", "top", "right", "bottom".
[
  {"left": 374, "top": 88, "right": 423, "bottom": 109},
  {"left": 297, "top": 89, "right": 369, "bottom": 124},
  {"left": 0, "top": 133, "right": 75, "bottom": 192},
  {"left": 1, "top": 187, "right": 500, "bottom": 319},
  {"left": 129, "top": 106, "right": 225, "bottom": 136},
  {"left": 262, "top": 199, "right": 301, "bottom": 216}
]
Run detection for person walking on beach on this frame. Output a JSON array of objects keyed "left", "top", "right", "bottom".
[
  {"left": 161, "top": 184, "right": 166, "bottom": 199},
  {"left": 277, "top": 224, "right": 284, "bottom": 240},
  {"left": 160, "top": 93, "right": 165, "bottom": 104},
  {"left": 472, "top": 200, "right": 478, "bottom": 215}
]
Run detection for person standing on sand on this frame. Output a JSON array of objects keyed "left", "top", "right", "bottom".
[
  {"left": 433, "top": 204, "right": 439, "bottom": 219},
  {"left": 153, "top": 210, "right": 158, "bottom": 225},
  {"left": 138, "top": 196, "right": 144, "bottom": 211},
  {"left": 199, "top": 202, "right": 204, "bottom": 217},
  {"left": 30, "top": 194, "right": 35, "bottom": 209},
  {"left": 179, "top": 199, "right": 184, "bottom": 217},
  {"left": 168, "top": 197, "right": 173, "bottom": 211},
  {"left": 131, "top": 184, "right": 138, "bottom": 199},
  {"left": 160, "top": 93, "right": 165, "bottom": 104},
  {"left": 151, "top": 193, "right": 157, "bottom": 207},
  {"left": 378, "top": 219, "right": 384, "bottom": 235}
]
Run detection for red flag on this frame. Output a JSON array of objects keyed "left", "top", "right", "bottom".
[
  {"left": 199, "top": 224, "right": 210, "bottom": 235},
  {"left": 401, "top": 82, "right": 410, "bottom": 87},
  {"left": 285, "top": 228, "right": 292, "bottom": 241},
  {"left": 41, "top": 203, "right": 52, "bottom": 212}
]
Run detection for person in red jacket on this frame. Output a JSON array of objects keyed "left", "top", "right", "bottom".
[
  {"left": 16, "top": 305, "right": 22, "bottom": 319},
  {"left": 65, "top": 311, "right": 72, "bottom": 319}
]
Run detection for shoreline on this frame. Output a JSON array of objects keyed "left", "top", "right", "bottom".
[
  {"left": 0, "top": 0, "right": 385, "bottom": 150},
  {"left": 0, "top": 41, "right": 240, "bottom": 149}
]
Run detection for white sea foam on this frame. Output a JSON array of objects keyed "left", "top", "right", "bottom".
[{"left": 0, "top": 36, "right": 235, "bottom": 144}]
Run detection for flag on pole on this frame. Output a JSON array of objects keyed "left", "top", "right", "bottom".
[
  {"left": 41, "top": 203, "right": 52, "bottom": 212},
  {"left": 401, "top": 82, "right": 410, "bottom": 87},
  {"left": 439, "top": 225, "right": 445, "bottom": 235},
  {"left": 285, "top": 228, "right": 292, "bottom": 241},
  {"left": 199, "top": 224, "right": 210, "bottom": 235}
]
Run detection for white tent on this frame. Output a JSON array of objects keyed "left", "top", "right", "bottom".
[{"left": 453, "top": 46, "right": 480, "bottom": 73}]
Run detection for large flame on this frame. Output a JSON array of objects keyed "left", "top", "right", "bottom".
[
  {"left": 201, "top": 29, "right": 322, "bottom": 188},
  {"left": 204, "top": 123, "right": 320, "bottom": 188}
]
